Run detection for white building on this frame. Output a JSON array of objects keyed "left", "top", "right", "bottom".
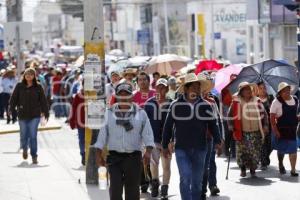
[
  {"left": 247, "top": 0, "right": 297, "bottom": 65},
  {"left": 187, "top": 0, "right": 247, "bottom": 63},
  {"left": 32, "top": 1, "right": 84, "bottom": 50}
]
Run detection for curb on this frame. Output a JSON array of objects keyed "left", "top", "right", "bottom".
[{"left": 0, "top": 126, "right": 62, "bottom": 135}]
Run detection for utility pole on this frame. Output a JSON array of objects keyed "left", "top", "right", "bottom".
[
  {"left": 7, "top": 0, "right": 23, "bottom": 78},
  {"left": 83, "top": 0, "right": 106, "bottom": 187},
  {"left": 163, "top": 0, "right": 170, "bottom": 53}
]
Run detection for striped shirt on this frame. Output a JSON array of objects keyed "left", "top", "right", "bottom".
[{"left": 94, "top": 104, "right": 155, "bottom": 153}]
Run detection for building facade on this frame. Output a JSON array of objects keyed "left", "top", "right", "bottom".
[
  {"left": 187, "top": 0, "right": 247, "bottom": 63},
  {"left": 247, "top": 0, "right": 297, "bottom": 65}
]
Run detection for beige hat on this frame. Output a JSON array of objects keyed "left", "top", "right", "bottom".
[
  {"left": 197, "top": 73, "right": 214, "bottom": 94},
  {"left": 122, "top": 68, "right": 137, "bottom": 77},
  {"left": 178, "top": 73, "right": 201, "bottom": 93},
  {"left": 277, "top": 82, "right": 295, "bottom": 94},
  {"left": 237, "top": 82, "right": 256, "bottom": 95}
]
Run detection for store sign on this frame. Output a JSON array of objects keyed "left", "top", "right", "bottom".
[{"left": 214, "top": 4, "right": 246, "bottom": 30}]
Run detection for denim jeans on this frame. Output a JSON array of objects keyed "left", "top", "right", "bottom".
[
  {"left": 208, "top": 148, "right": 217, "bottom": 187},
  {"left": 78, "top": 128, "right": 85, "bottom": 158},
  {"left": 52, "top": 96, "right": 64, "bottom": 117},
  {"left": 175, "top": 148, "right": 207, "bottom": 200},
  {"left": 19, "top": 117, "right": 40, "bottom": 157},
  {"left": 0, "top": 93, "right": 4, "bottom": 118},
  {"left": 202, "top": 140, "right": 218, "bottom": 195}
]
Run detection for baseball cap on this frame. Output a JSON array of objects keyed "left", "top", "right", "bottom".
[
  {"left": 115, "top": 83, "right": 133, "bottom": 95},
  {"left": 168, "top": 77, "right": 176, "bottom": 85},
  {"left": 111, "top": 71, "right": 120, "bottom": 77},
  {"left": 156, "top": 78, "right": 168, "bottom": 87}
]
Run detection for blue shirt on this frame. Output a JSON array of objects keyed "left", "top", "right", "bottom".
[
  {"left": 94, "top": 104, "right": 155, "bottom": 153},
  {"left": 1, "top": 77, "right": 17, "bottom": 94},
  {"left": 144, "top": 97, "right": 172, "bottom": 143}
]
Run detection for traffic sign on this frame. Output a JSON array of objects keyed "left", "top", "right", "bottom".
[
  {"left": 214, "top": 32, "right": 221, "bottom": 39},
  {"left": 137, "top": 29, "right": 150, "bottom": 44}
]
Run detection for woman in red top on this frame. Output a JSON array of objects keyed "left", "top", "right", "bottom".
[{"left": 69, "top": 88, "right": 85, "bottom": 165}]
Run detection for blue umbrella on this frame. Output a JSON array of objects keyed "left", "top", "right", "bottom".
[
  {"left": 273, "top": 0, "right": 299, "bottom": 11},
  {"left": 224, "top": 59, "right": 299, "bottom": 96}
]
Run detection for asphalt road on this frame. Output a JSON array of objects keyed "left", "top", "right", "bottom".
[{"left": 0, "top": 119, "right": 299, "bottom": 200}]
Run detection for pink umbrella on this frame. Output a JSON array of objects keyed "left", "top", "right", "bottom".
[{"left": 214, "top": 64, "right": 244, "bottom": 93}]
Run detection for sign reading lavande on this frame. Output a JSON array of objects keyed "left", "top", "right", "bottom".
[{"left": 214, "top": 4, "right": 246, "bottom": 30}]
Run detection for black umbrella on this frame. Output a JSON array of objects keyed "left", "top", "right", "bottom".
[{"left": 224, "top": 59, "right": 299, "bottom": 96}]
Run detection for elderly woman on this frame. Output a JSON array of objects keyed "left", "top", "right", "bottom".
[
  {"left": 270, "top": 82, "right": 299, "bottom": 176},
  {"left": 228, "top": 82, "right": 268, "bottom": 177}
]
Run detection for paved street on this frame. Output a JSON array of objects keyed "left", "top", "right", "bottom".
[{"left": 0, "top": 118, "right": 299, "bottom": 200}]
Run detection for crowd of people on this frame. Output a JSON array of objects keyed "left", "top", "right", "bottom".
[
  {"left": 1, "top": 57, "right": 300, "bottom": 200},
  {"left": 92, "top": 65, "right": 299, "bottom": 200}
]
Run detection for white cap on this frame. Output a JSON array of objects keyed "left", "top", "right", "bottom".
[{"left": 156, "top": 78, "right": 168, "bottom": 87}]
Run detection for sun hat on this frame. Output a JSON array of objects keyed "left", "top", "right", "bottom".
[
  {"left": 122, "top": 68, "right": 137, "bottom": 77},
  {"left": 277, "top": 82, "right": 295, "bottom": 94},
  {"left": 236, "top": 82, "right": 256, "bottom": 95},
  {"left": 178, "top": 73, "right": 201, "bottom": 93},
  {"left": 197, "top": 73, "right": 214, "bottom": 94},
  {"left": 156, "top": 78, "right": 168, "bottom": 87}
]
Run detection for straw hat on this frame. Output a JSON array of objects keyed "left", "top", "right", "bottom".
[
  {"left": 197, "top": 73, "right": 214, "bottom": 94},
  {"left": 122, "top": 68, "right": 137, "bottom": 77},
  {"left": 277, "top": 82, "right": 295, "bottom": 94},
  {"left": 237, "top": 82, "right": 256, "bottom": 95},
  {"left": 178, "top": 73, "right": 201, "bottom": 93}
]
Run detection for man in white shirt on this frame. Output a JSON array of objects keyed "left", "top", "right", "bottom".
[{"left": 95, "top": 82, "right": 155, "bottom": 200}]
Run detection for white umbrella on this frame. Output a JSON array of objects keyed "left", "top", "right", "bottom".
[
  {"left": 108, "top": 49, "right": 126, "bottom": 57},
  {"left": 73, "top": 55, "right": 84, "bottom": 68},
  {"left": 127, "top": 56, "right": 151, "bottom": 68},
  {"left": 145, "top": 54, "right": 191, "bottom": 75}
]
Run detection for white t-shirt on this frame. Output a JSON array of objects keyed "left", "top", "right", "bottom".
[{"left": 270, "top": 97, "right": 296, "bottom": 117}]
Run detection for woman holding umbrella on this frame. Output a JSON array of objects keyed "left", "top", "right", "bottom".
[
  {"left": 270, "top": 82, "right": 299, "bottom": 176},
  {"left": 227, "top": 82, "right": 268, "bottom": 177}
]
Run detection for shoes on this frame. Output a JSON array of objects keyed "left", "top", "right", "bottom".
[
  {"left": 260, "top": 165, "right": 268, "bottom": 171},
  {"left": 81, "top": 155, "right": 85, "bottom": 166},
  {"left": 250, "top": 169, "right": 256, "bottom": 177},
  {"left": 290, "top": 171, "right": 299, "bottom": 177},
  {"left": 141, "top": 184, "right": 149, "bottom": 193},
  {"left": 210, "top": 185, "right": 220, "bottom": 196},
  {"left": 279, "top": 166, "right": 286, "bottom": 174},
  {"left": 22, "top": 149, "right": 28, "bottom": 160},
  {"left": 240, "top": 166, "right": 246, "bottom": 177},
  {"left": 161, "top": 185, "right": 169, "bottom": 199},
  {"left": 151, "top": 179, "right": 159, "bottom": 197},
  {"left": 32, "top": 156, "right": 38, "bottom": 164}
]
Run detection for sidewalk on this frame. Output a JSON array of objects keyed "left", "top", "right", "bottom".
[{"left": 0, "top": 116, "right": 62, "bottom": 135}]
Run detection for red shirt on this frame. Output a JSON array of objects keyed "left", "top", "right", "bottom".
[
  {"left": 52, "top": 76, "right": 62, "bottom": 95},
  {"left": 70, "top": 91, "right": 85, "bottom": 129},
  {"left": 133, "top": 89, "right": 156, "bottom": 108}
]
